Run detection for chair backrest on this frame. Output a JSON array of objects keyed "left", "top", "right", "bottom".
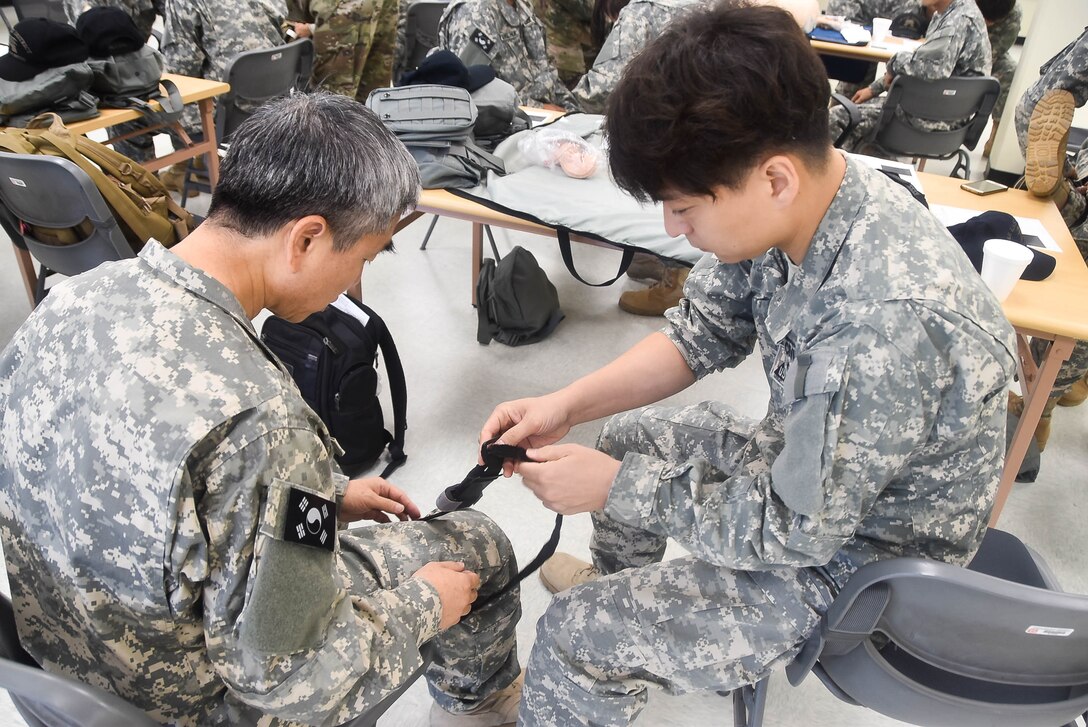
[
  {"left": 0, "top": 154, "right": 135, "bottom": 293},
  {"left": 0, "top": 593, "right": 158, "bottom": 727},
  {"left": 401, "top": 0, "right": 454, "bottom": 79},
  {"left": 217, "top": 38, "right": 315, "bottom": 143},
  {"left": 11, "top": 0, "right": 68, "bottom": 22},
  {"left": 796, "top": 529, "right": 1088, "bottom": 727},
  {"left": 875, "top": 75, "right": 1000, "bottom": 159}
]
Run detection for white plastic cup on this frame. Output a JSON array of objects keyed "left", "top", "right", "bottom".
[
  {"left": 980, "top": 238, "right": 1034, "bottom": 302},
  {"left": 871, "top": 17, "right": 892, "bottom": 44}
]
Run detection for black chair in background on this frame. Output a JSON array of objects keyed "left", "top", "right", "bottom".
[
  {"left": 734, "top": 528, "right": 1088, "bottom": 727},
  {"left": 179, "top": 38, "right": 315, "bottom": 204},
  {"left": 11, "top": 0, "right": 66, "bottom": 22},
  {"left": 0, "top": 154, "right": 136, "bottom": 305}
]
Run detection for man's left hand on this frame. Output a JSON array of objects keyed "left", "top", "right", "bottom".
[
  {"left": 341, "top": 477, "right": 420, "bottom": 523},
  {"left": 517, "top": 444, "right": 620, "bottom": 515}
]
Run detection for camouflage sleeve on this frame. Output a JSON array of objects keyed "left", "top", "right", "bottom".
[
  {"left": 662, "top": 254, "right": 759, "bottom": 379},
  {"left": 886, "top": 18, "right": 960, "bottom": 80},
  {"left": 438, "top": 3, "right": 477, "bottom": 61},
  {"left": 194, "top": 409, "right": 442, "bottom": 724},
  {"left": 825, "top": 0, "right": 866, "bottom": 22},
  {"left": 572, "top": 4, "right": 655, "bottom": 114},
  {"left": 606, "top": 318, "right": 929, "bottom": 570},
  {"left": 308, "top": 0, "right": 370, "bottom": 97},
  {"left": 161, "top": 0, "right": 207, "bottom": 78}
]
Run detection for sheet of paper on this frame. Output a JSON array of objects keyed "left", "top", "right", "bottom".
[
  {"left": 839, "top": 22, "right": 871, "bottom": 44},
  {"left": 331, "top": 294, "right": 371, "bottom": 325},
  {"left": 928, "top": 204, "right": 1062, "bottom": 253},
  {"left": 848, "top": 152, "right": 925, "bottom": 197},
  {"left": 870, "top": 37, "right": 923, "bottom": 52}
]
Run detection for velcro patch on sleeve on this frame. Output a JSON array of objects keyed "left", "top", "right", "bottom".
[
  {"left": 471, "top": 28, "right": 495, "bottom": 54},
  {"left": 283, "top": 486, "right": 336, "bottom": 552}
]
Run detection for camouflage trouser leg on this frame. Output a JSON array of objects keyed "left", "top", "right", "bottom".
[
  {"left": 357, "top": 0, "right": 398, "bottom": 99},
  {"left": 1030, "top": 234, "right": 1088, "bottom": 394},
  {"left": 589, "top": 402, "right": 757, "bottom": 574},
  {"left": 110, "top": 120, "right": 156, "bottom": 163},
  {"left": 338, "top": 510, "right": 521, "bottom": 712},
  {"left": 828, "top": 97, "right": 885, "bottom": 152},
  {"left": 520, "top": 554, "right": 828, "bottom": 725}
]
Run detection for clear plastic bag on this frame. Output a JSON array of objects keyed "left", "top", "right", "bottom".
[{"left": 517, "top": 129, "right": 601, "bottom": 179}]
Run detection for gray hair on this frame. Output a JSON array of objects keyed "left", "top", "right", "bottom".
[{"left": 208, "top": 91, "right": 420, "bottom": 251}]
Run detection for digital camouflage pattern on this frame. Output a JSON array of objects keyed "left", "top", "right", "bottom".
[
  {"left": 986, "top": 0, "right": 1020, "bottom": 120},
  {"left": 439, "top": 0, "right": 579, "bottom": 109},
  {"left": 289, "top": 0, "right": 399, "bottom": 101},
  {"left": 0, "top": 241, "right": 520, "bottom": 726},
  {"left": 161, "top": 0, "right": 288, "bottom": 133},
  {"left": 65, "top": 0, "right": 163, "bottom": 39},
  {"left": 532, "top": 0, "right": 597, "bottom": 88},
  {"left": 572, "top": 0, "right": 699, "bottom": 114},
  {"left": 519, "top": 157, "right": 1017, "bottom": 725},
  {"left": 1016, "top": 26, "right": 1088, "bottom": 397},
  {"left": 824, "top": 0, "right": 919, "bottom": 23},
  {"left": 830, "top": 0, "right": 992, "bottom": 151}
]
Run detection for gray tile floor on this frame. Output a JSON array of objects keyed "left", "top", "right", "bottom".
[{"left": 0, "top": 11, "right": 1085, "bottom": 724}]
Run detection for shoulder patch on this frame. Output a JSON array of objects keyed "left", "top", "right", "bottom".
[
  {"left": 283, "top": 486, "right": 336, "bottom": 552},
  {"left": 471, "top": 28, "right": 495, "bottom": 54}
]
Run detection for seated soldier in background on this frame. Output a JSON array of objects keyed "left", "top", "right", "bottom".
[
  {"left": 828, "top": 0, "right": 991, "bottom": 153},
  {"left": 478, "top": 3, "right": 1015, "bottom": 724},
  {"left": 288, "top": 0, "right": 400, "bottom": 101},
  {"left": 158, "top": 0, "right": 288, "bottom": 193},
  {"left": 978, "top": 0, "right": 1021, "bottom": 157},
  {"left": 534, "top": 0, "right": 600, "bottom": 89},
  {"left": 439, "top": 0, "right": 580, "bottom": 110},
  {"left": 1009, "top": 25, "right": 1088, "bottom": 451},
  {"left": 0, "top": 92, "right": 522, "bottom": 727},
  {"left": 823, "top": 0, "right": 923, "bottom": 98}
]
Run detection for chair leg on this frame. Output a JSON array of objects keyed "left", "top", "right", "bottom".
[
  {"left": 33, "top": 265, "right": 48, "bottom": 305},
  {"left": 950, "top": 149, "right": 971, "bottom": 180},
  {"left": 916, "top": 157, "right": 927, "bottom": 172},
  {"left": 419, "top": 215, "right": 440, "bottom": 250},
  {"left": 731, "top": 678, "right": 770, "bottom": 727}
]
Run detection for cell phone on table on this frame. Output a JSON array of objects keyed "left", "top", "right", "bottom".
[{"left": 960, "top": 179, "right": 1008, "bottom": 196}]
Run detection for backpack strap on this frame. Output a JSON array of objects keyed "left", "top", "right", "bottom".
[
  {"left": 103, "top": 79, "right": 184, "bottom": 126},
  {"left": 376, "top": 313, "right": 408, "bottom": 479},
  {"left": 557, "top": 228, "right": 634, "bottom": 286},
  {"left": 475, "top": 257, "right": 500, "bottom": 345}
]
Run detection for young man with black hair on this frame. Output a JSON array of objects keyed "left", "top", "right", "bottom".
[{"left": 477, "top": 3, "right": 1016, "bottom": 724}]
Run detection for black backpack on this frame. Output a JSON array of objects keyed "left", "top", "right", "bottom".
[
  {"left": 476, "top": 246, "right": 564, "bottom": 346},
  {"left": 262, "top": 295, "right": 407, "bottom": 478}
]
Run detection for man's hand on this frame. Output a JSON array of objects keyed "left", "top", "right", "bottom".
[
  {"left": 340, "top": 477, "right": 420, "bottom": 523},
  {"left": 413, "top": 561, "right": 480, "bottom": 630},
  {"left": 852, "top": 87, "right": 875, "bottom": 104},
  {"left": 517, "top": 444, "right": 620, "bottom": 515},
  {"left": 480, "top": 394, "right": 573, "bottom": 476},
  {"left": 293, "top": 22, "right": 313, "bottom": 38}
]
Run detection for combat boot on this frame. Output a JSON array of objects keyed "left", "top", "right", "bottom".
[
  {"left": 1025, "top": 89, "right": 1075, "bottom": 199},
  {"left": 158, "top": 163, "right": 199, "bottom": 198},
  {"left": 1008, "top": 392, "right": 1061, "bottom": 452},
  {"left": 1058, "top": 373, "right": 1088, "bottom": 407},
  {"left": 625, "top": 252, "right": 667, "bottom": 283},
  {"left": 539, "top": 553, "right": 600, "bottom": 594},
  {"left": 618, "top": 267, "right": 689, "bottom": 317},
  {"left": 429, "top": 671, "right": 523, "bottom": 727}
]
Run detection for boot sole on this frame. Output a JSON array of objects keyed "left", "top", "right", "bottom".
[{"left": 1025, "top": 90, "right": 1075, "bottom": 198}]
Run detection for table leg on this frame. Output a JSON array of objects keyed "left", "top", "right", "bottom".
[
  {"left": 198, "top": 98, "right": 220, "bottom": 187},
  {"left": 471, "top": 222, "right": 482, "bottom": 307},
  {"left": 13, "top": 244, "right": 37, "bottom": 307},
  {"left": 989, "top": 334, "right": 1075, "bottom": 525}
]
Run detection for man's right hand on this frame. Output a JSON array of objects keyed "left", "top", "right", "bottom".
[
  {"left": 413, "top": 561, "right": 480, "bottom": 630},
  {"left": 480, "top": 394, "right": 573, "bottom": 476}
]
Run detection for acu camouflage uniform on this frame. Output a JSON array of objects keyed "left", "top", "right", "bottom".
[
  {"left": 572, "top": 0, "right": 698, "bottom": 114},
  {"left": 161, "top": 0, "right": 288, "bottom": 135},
  {"left": 0, "top": 241, "right": 521, "bottom": 726},
  {"left": 1015, "top": 27, "right": 1088, "bottom": 397},
  {"left": 824, "top": 0, "right": 921, "bottom": 99},
  {"left": 288, "top": 0, "right": 399, "bottom": 101},
  {"left": 519, "top": 157, "right": 1017, "bottom": 726},
  {"left": 438, "top": 0, "right": 579, "bottom": 109},
  {"left": 986, "top": 0, "right": 1020, "bottom": 121},
  {"left": 830, "top": 0, "right": 992, "bottom": 152},
  {"left": 532, "top": 0, "right": 597, "bottom": 88}
]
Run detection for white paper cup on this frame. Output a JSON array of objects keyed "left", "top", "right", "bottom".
[
  {"left": 871, "top": 17, "right": 892, "bottom": 44},
  {"left": 980, "top": 238, "right": 1034, "bottom": 302}
]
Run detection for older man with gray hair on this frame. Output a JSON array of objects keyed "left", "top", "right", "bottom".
[{"left": 0, "top": 92, "right": 522, "bottom": 727}]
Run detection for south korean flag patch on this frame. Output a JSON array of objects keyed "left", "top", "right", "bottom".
[
  {"left": 471, "top": 28, "right": 495, "bottom": 54},
  {"left": 284, "top": 487, "right": 336, "bottom": 552}
]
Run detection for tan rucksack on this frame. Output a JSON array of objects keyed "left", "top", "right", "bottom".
[{"left": 0, "top": 113, "right": 192, "bottom": 250}]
